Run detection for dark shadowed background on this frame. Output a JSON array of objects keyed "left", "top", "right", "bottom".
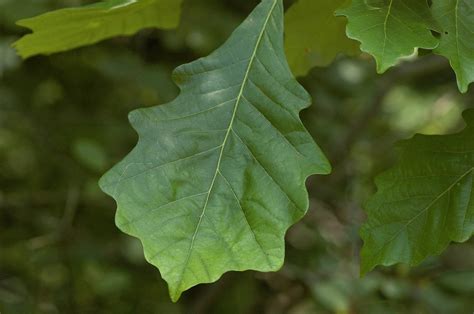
[{"left": 1, "top": 0, "right": 473, "bottom": 313}]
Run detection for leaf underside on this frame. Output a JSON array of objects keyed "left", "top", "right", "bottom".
[
  {"left": 338, "top": 0, "right": 439, "bottom": 73},
  {"left": 100, "top": 0, "right": 330, "bottom": 301},
  {"left": 432, "top": 0, "right": 474, "bottom": 93},
  {"left": 13, "top": 0, "right": 182, "bottom": 58},
  {"left": 361, "top": 109, "right": 474, "bottom": 275},
  {"left": 284, "top": 0, "right": 360, "bottom": 77}
]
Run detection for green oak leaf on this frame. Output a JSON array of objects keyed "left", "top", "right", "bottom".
[
  {"left": 432, "top": 0, "right": 474, "bottom": 93},
  {"left": 285, "top": 0, "right": 360, "bottom": 77},
  {"left": 338, "top": 0, "right": 439, "bottom": 73},
  {"left": 100, "top": 0, "right": 331, "bottom": 301},
  {"left": 361, "top": 109, "right": 474, "bottom": 275},
  {"left": 13, "top": 0, "right": 182, "bottom": 58}
]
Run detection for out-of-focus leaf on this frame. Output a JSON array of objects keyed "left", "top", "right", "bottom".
[
  {"left": 99, "top": 0, "right": 330, "bottom": 301},
  {"left": 338, "top": 0, "right": 438, "bottom": 73},
  {"left": 361, "top": 109, "right": 474, "bottom": 274},
  {"left": 311, "top": 280, "right": 350, "bottom": 312},
  {"left": 432, "top": 0, "right": 474, "bottom": 93},
  {"left": 285, "top": 0, "right": 359, "bottom": 77},
  {"left": 436, "top": 270, "right": 474, "bottom": 294},
  {"left": 0, "top": 37, "right": 20, "bottom": 76},
  {"left": 72, "top": 138, "right": 108, "bottom": 173},
  {"left": 420, "top": 284, "right": 473, "bottom": 314},
  {"left": 13, "top": 0, "right": 183, "bottom": 58},
  {"left": 0, "top": 0, "right": 50, "bottom": 27},
  {"left": 161, "top": 0, "right": 242, "bottom": 56}
]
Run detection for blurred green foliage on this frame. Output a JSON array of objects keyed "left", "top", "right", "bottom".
[
  {"left": 1, "top": 0, "right": 473, "bottom": 313},
  {"left": 13, "top": 0, "right": 183, "bottom": 58}
]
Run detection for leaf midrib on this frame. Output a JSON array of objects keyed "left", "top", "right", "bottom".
[
  {"left": 175, "top": 0, "right": 279, "bottom": 294},
  {"left": 381, "top": 0, "right": 394, "bottom": 66},
  {"left": 454, "top": 0, "right": 463, "bottom": 84}
]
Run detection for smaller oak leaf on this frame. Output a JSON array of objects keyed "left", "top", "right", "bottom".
[
  {"left": 13, "top": 0, "right": 182, "bottom": 58},
  {"left": 284, "top": 0, "right": 360, "bottom": 77},
  {"left": 432, "top": 0, "right": 474, "bottom": 93},
  {"left": 338, "top": 0, "right": 439, "bottom": 73},
  {"left": 361, "top": 109, "right": 474, "bottom": 275}
]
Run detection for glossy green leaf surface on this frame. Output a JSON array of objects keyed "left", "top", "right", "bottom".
[
  {"left": 338, "top": 0, "right": 438, "bottom": 73},
  {"left": 99, "top": 0, "right": 330, "bottom": 301},
  {"left": 13, "top": 0, "right": 182, "bottom": 58},
  {"left": 432, "top": 0, "right": 474, "bottom": 93},
  {"left": 285, "top": 0, "right": 360, "bottom": 77},
  {"left": 361, "top": 110, "right": 474, "bottom": 275}
]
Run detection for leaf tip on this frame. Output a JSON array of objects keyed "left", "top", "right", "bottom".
[
  {"left": 375, "top": 61, "right": 390, "bottom": 74},
  {"left": 169, "top": 286, "right": 183, "bottom": 303},
  {"left": 97, "top": 173, "right": 109, "bottom": 194},
  {"left": 11, "top": 39, "right": 30, "bottom": 60},
  {"left": 359, "top": 254, "right": 376, "bottom": 277},
  {"left": 458, "top": 81, "right": 470, "bottom": 94},
  {"left": 322, "top": 160, "right": 333, "bottom": 175}
]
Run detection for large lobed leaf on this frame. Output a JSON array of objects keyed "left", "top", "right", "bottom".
[
  {"left": 432, "top": 0, "right": 474, "bottom": 93},
  {"left": 284, "top": 0, "right": 360, "bottom": 77},
  {"left": 13, "top": 0, "right": 182, "bottom": 58},
  {"left": 100, "top": 0, "right": 330, "bottom": 301},
  {"left": 338, "top": 0, "right": 439, "bottom": 73},
  {"left": 361, "top": 110, "right": 474, "bottom": 275}
]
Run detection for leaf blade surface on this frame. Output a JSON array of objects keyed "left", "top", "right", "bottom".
[
  {"left": 432, "top": 0, "right": 474, "bottom": 93},
  {"left": 13, "top": 0, "right": 182, "bottom": 58},
  {"left": 284, "top": 0, "right": 360, "bottom": 76},
  {"left": 338, "top": 0, "right": 438, "bottom": 72},
  {"left": 361, "top": 110, "right": 474, "bottom": 274},
  {"left": 100, "top": 0, "right": 330, "bottom": 301}
]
